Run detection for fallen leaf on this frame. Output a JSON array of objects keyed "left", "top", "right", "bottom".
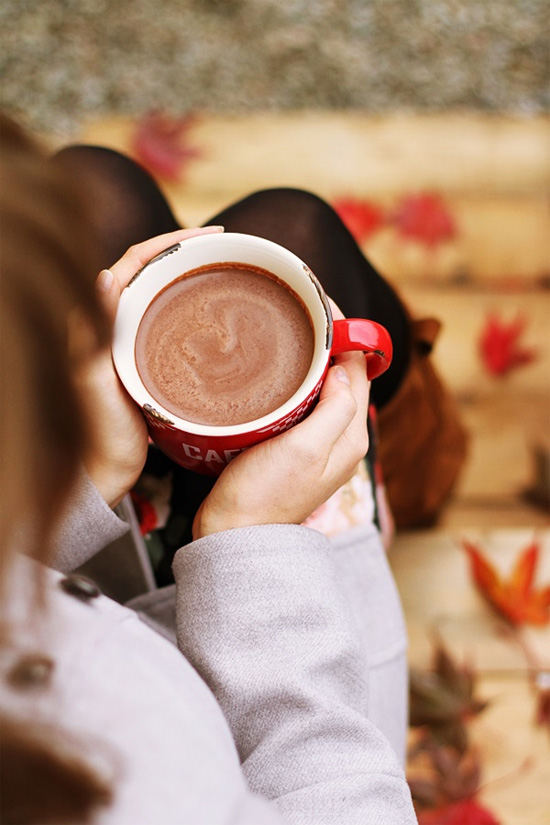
[
  {"left": 410, "top": 642, "right": 488, "bottom": 751},
  {"left": 478, "top": 312, "right": 537, "bottom": 377},
  {"left": 130, "top": 472, "right": 173, "bottom": 536},
  {"left": 462, "top": 538, "right": 550, "bottom": 626},
  {"left": 131, "top": 110, "right": 202, "bottom": 181},
  {"left": 130, "top": 491, "right": 158, "bottom": 536},
  {"left": 391, "top": 192, "right": 457, "bottom": 247},
  {"left": 408, "top": 741, "right": 500, "bottom": 824},
  {"left": 417, "top": 797, "right": 500, "bottom": 825},
  {"left": 332, "top": 197, "right": 386, "bottom": 243}
]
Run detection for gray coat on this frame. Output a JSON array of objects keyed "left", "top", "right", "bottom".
[{"left": 3, "top": 475, "right": 416, "bottom": 824}]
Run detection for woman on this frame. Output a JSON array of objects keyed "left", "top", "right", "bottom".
[
  {"left": 52, "top": 141, "right": 468, "bottom": 548},
  {"left": 0, "top": 112, "right": 416, "bottom": 823}
]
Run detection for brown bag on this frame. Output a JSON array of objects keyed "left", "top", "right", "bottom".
[{"left": 377, "top": 316, "right": 469, "bottom": 529}]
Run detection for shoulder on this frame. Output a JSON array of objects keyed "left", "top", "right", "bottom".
[{"left": 0, "top": 556, "right": 263, "bottom": 824}]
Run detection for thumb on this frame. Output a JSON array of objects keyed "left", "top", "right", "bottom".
[{"left": 289, "top": 364, "right": 357, "bottom": 450}]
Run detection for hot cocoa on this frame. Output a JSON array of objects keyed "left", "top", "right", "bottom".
[{"left": 135, "top": 263, "right": 314, "bottom": 426}]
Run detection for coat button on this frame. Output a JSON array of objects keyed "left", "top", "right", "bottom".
[
  {"left": 59, "top": 574, "right": 101, "bottom": 602},
  {"left": 7, "top": 654, "right": 54, "bottom": 689}
]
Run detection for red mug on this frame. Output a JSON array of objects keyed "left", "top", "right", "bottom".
[{"left": 112, "top": 232, "right": 392, "bottom": 475}]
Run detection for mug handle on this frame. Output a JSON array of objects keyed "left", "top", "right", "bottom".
[{"left": 332, "top": 319, "right": 393, "bottom": 380}]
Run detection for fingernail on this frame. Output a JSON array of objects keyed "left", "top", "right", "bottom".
[
  {"left": 334, "top": 366, "right": 350, "bottom": 386},
  {"left": 97, "top": 269, "right": 114, "bottom": 291}
]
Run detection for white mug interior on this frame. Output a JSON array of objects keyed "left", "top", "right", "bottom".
[{"left": 112, "top": 232, "right": 333, "bottom": 436}]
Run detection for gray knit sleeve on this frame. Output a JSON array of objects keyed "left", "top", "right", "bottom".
[
  {"left": 51, "top": 472, "right": 129, "bottom": 573},
  {"left": 172, "top": 523, "right": 416, "bottom": 825}
]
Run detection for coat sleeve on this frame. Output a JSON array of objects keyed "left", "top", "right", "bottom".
[
  {"left": 172, "top": 523, "right": 417, "bottom": 825},
  {"left": 50, "top": 472, "right": 130, "bottom": 573},
  {"left": 330, "top": 524, "right": 410, "bottom": 765}
]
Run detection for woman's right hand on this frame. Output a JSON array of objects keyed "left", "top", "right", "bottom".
[{"left": 193, "top": 300, "right": 371, "bottom": 539}]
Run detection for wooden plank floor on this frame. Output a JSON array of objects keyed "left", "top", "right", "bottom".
[
  {"left": 76, "top": 113, "right": 550, "bottom": 824},
  {"left": 390, "top": 530, "right": 550, "bottom": 824}
]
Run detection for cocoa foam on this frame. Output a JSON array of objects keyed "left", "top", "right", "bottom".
[{"left": 135, "top": 263, "right": 314, "bottom": 426}]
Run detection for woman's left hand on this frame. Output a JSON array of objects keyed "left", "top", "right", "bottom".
[{"left": 76, "top": 226, "right": 224, "bottom": 508}]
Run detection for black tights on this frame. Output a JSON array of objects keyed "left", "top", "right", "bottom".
[{"left": 53, "top": 146, "right": 410, "bottom": 408}]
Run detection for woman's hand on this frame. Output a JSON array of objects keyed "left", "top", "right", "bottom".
[
  {"left": 77, "top": 226, "right": 224, "bottom": 508},
  {"left": 193, "top": 302, "right": 371, "bottom": 539}
]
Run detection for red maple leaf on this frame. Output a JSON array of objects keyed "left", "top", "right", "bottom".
[
  {"left": 131, "top": 110, "right": 202, "bottom": 181},
  {"left": 462, "top": 538, "right": 550, "bottom": 626},
  {"left": 333, "top": 197, "right": 386, "bottom": 243},
  {"left": 391, "top": 192, "right": 457, "bottom": 247},
  {"left": 478, "top": 313, "right": 537, "bottom": 377},
  {"left": 130, "top": 490, "right": 158, "bottom": 536},
  {"left": 418, "top": 798, "right": 500, "bottom": 825}
]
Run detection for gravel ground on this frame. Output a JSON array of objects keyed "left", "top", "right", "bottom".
[{"left": 1, "top": 0, "right": 549, "bottom": 137}]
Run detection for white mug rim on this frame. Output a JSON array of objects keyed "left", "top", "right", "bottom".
[{"left": 112, "top": 232, "right": 334, "bottom": 436}]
